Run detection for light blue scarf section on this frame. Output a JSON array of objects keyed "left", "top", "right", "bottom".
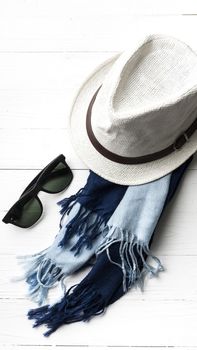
[
  {"left": 96, "top": 173, "right": 172, "bottom": 291},
  {"left": 17, "top": 203, "right": 104, "bottom": 305}
]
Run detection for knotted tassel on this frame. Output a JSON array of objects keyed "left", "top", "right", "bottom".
[
  {"left": 56, "top": 171, "right": 128, "bottom": 251},
  {"left": 57, "top": 188, "right": 84, "bottom": 227},
  {"left": 28, "top": 281, "right": 106, "bottom": 337},
  {"left": 16, "top": 251, "right": 65, "bottom": 305},
  {"left": 96, "top": 227, "right": 164, "bottom": 293},
  {"left": 69, "top": 215, "right": 106, "bottom": 255}
]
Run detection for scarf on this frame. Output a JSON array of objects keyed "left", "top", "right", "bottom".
[
  {"left": 26, "top": 156, "right": 193, "bottom": 336},
  {"left": 17, "top": 172, "right": 127, "bottom": 305}
]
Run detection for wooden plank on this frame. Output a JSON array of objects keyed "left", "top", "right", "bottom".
[
  {"left": 0, "top": 129, "right": 85, "bottom": 169},
  {"left": 1, "top": 14, "right": 197, "bottom": 52},
  {"left": 1, "top": 348, "right": 197, "bottom": 350},
  {"left": 1, "top": 0, "right": 197, "bottom": 18},
  {"left": 0, "top": 299, "right": 197, "bottom": 346},
  {"left": 0, "top": 52, "right": 112, "bottom": 129},
  {"left": 0, "top": 129, "right": 197, "bottom": 169},
  {"left": 0, "top": 255, "right": 196, "bottom": 301},
  {"left": 0, "top": 168, "right": 197, "bottom": 255}
]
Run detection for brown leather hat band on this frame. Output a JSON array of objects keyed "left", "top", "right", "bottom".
[{"left": 86, "top": 86, "right": 197, "bottom": 165}]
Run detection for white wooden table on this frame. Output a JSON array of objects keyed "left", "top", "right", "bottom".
[{"left": 0, "top": 1, "right": 197, "bottom": 349}]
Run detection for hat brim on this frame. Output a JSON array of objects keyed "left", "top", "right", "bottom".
[{"left": 69, "top": 53, "right": 197, "bottom": 185}]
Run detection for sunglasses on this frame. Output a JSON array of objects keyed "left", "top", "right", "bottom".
[{"left": 2, "top": 154, "right": 73, "bottom": 228}]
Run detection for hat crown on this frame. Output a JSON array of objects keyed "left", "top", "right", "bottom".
[{"left": 91, "top": 35, "right": 197, "bottom": 158}]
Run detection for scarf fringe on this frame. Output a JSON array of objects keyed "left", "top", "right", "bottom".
[
  {"left": 57, "top": 188, "right": 84, "bottom": 220},
  {"left": 27, "top": 282, "right": 106, "bottom": 337},
  {"left": 16, "top": 202, "right": 106, "bottom": 305},
  {"left": 96, "top": 226, "right": 164, "bottom": 293},
  {"left": 16, "top": 251, "right": 66, "bottom": 305},
  {"left": 57, "top": 201, "right": 106, "bottom": 255}
]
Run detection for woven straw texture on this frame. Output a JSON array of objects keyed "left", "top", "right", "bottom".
[{"left": 70, "top": 35, "right": 197, "bottom": 185}]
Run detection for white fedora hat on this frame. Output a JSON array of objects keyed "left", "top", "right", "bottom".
[{"left": 69, "top": 34, "right": 197, "bottom": 185}]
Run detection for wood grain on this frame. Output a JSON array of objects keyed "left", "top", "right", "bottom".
[{"left": 0, "top": 0, "right": 197, "bottom": 348}]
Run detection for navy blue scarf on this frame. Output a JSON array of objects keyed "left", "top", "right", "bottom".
[
  {"left": 57, "top": 171, "right": 128, "bottom": 252},
  {"left": 28, "top": 156, "right": 193, "bottom": 336}
]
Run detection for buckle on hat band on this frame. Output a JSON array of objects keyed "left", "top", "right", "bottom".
[
  {"left": 86, "top": 87, "right": 197, "bottom": 165},
  {"left": 173, "top": 132, "right": 189, "bottom": 151}
]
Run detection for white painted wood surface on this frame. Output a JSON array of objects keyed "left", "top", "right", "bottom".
[{"left": 0, "top": 1, "right": 197, "bottom": 349}]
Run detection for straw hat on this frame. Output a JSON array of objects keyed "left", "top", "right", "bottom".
[{"left": 69, "top": 34, "right": 197, "bottom": 185}]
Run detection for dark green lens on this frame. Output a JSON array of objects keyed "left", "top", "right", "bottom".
[
  {"left": 42, "top": 162, "right": 73, "bottom": 193},
  {"left": 13, "top": 197, "right": 42, "bottom": 228}
]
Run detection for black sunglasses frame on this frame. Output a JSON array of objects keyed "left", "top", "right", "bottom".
[{"left": 2, "top": 154, "right": 73, "bottom": 228}]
